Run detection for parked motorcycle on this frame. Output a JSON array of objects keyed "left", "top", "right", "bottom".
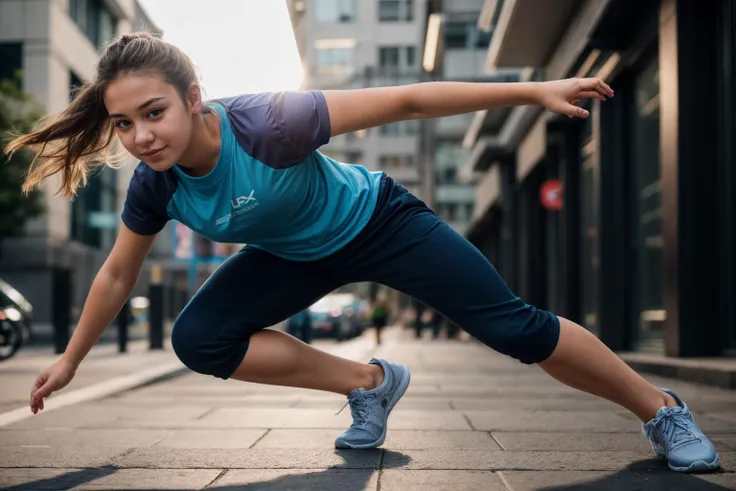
[{"left": 0, "top": 307, "right": 29, "bottom": 361}]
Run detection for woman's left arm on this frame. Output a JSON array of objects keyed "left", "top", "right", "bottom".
[{"left": 322, "top": 78, "right": 614, "bottom": 137}]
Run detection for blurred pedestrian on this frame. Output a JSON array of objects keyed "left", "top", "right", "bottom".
[
  {"left": 8, "top": 32, "right": 718, "bottom": 472},
  {"left": 286, "top": 309, "right": 312, "bottom": 344},
  {"left": 370, "top": 293, "right": 390, "bottom": 345}
]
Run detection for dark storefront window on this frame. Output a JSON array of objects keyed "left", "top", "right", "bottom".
[
  {"left": 69, "top": 71, "right": 117, "bottom": 250},
  {"left": 0, "top": 43, "right": 22, "bottom": 86},
  {"left": 580, "top": 116, "right": 599, "bottom": 335},
  {"left": 630, "top": 56, "right": 664, "bottom": 352}
]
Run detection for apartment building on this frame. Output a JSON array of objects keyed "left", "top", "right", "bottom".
[
  {"left": 287, "top": 0, "right": 426, "bottom": 198},
  {"left": 0, "top": 0, "right": 165, "bottom": 328}
]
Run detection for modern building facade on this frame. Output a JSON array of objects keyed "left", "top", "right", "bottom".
[
  {"left": 287, "top": 0, "right": 426, "bottom": 199},
  {"left": 0, "top": 0, "right": 167, "bottom": 330},
  {"left": 420, "top": 0, "right": 521, "bottom": 234},
  {"left": 462, "top": 0, "right": 736, "bottom": 358}
]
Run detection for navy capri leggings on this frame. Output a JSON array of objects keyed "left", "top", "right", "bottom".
[{"left": 172, "top": 174, "right": 560, "bottom": 379}]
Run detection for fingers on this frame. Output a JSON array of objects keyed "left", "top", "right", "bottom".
[
  {"left": 580, "top": 77, "right": 614, "bottom": 98},
  {"left": 565, "top": 103, "right": 590, "bottom": 119},
  {"left": 578, "top": 90, "right": 606, "bottom": 101},
  {"left": 30, "top": 375, "right": 46, "bottom": 414},
  {"left": 30, "top": 381, "right": 53, "bottom": 414}
]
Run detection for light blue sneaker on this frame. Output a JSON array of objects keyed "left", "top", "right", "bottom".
[
  {"left": 334, "top": 358, "right": 411, "bottom": 449},
  {"left": 642, "top": 388, "right": 721, "bottom": 473}
]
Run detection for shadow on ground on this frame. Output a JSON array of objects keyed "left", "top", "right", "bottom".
[
  {"left": 535, "top": 460, "right": 733, "bottom": 491},
  {"left": 2, "top": 450, "right": 411, "bottom": 491}
]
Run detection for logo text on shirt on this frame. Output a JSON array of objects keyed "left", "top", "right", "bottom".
[{"left": 216, "top": 190, "right": 259, "bottom": 225}]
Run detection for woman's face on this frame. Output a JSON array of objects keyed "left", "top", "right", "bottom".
[{"left": 104, "top": 73, "right": 198, "bottom": 171}]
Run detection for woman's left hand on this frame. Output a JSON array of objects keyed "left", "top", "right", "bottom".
[{"left": 536, "top": 78, "right": 614, "bottom": 119}]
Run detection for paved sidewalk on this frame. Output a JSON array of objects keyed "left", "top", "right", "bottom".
[
  {"left": 0, "top": 339, "right": 183, "bottom": 417},
  {"left": 1, "top": 327, "right": 735, "bottom": 490}
]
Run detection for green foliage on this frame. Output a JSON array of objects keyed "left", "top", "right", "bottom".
[{"left": 0, "top": 72, "right": 44, "bottom": 238}]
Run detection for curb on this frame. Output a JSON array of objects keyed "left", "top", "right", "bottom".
[{"left": 0, "top": 360, "right": 188, "bottom": 428}]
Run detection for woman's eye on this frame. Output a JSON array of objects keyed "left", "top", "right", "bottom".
[
  {"left": 114, "top": 120, "right": 130, "bottom": 129},
  {"left": 148, "top": 108, "right": 164, "bottom": 118}
]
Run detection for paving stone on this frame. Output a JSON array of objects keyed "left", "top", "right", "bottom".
[
  {"left": 0, "top": 447, "right": 126, "bottom": 467},
  {"left": 5, "top": 405, "right": 211, "bottom": 430},
  {"left": 499, "top": 470, "right": 736, "bottom": 491},
  {"left": 253, "top": 429, "right": 345, "bottom": 448},
  {"left": 492, "top": 432, "right": 733, "bottom": 453},
  {"left": 714, "top": 436, "right": 736, "bottom": 451},
  {"left": 211, "top": 469, "right": 378, "bottom": 490},
  {"left": 0, "top": 429, "right": 174, "bottom": 448},
  {"left": 292, "top": 399, "right": 452, "bottom": 410},
  {"left": 381, "top": 449, "right": 679, "bottom": 471},
  {"left": 254, "top": 429, "right": 498, "bottom": 450},
  {"left": 464, "top": 410, "right": 636, "bottom": 432},
  {"left": 107, "top": 394, "right": 301, "bottom": 410},
  {"left": 184, "top": 409, "right": 471, "bottom": 431},
  {"left": 121, "top": 408, "right": 353, "bottom": 429},
  {"left": 0, "top": 468, "right": 114, "bottom": 490},
  {"left": 450, "top": 398, "right": 618, "bottom": 411},
  {"left": 153, "top": 429, "right": 267, "bottom": 448},
  {"left": 379, "top": 469, "right": 506, "bottom": 490},
  {"left": 696, "top": 473, "right": 736, "bottom": 489},
  {"left": 113, "top": 448, "right": 385, "bottom": 469},
  {"left": 70, "top": 469, "right": 222, "bottom": 489},
  {"left": 5, "top": 406, "right": 119, "bottom": 430}
]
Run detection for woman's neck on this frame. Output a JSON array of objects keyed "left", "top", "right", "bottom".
[{"left": 177, "top": 109, "right": 221, "bottom": 177}]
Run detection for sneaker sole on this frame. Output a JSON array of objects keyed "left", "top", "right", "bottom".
[
  {"left": 669, "top": 456, "right": 721, "bottom": 473},
  {"left": 335, "top": 365, "right": 411, "bottom": 450}
]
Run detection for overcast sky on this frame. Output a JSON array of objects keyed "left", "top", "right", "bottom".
[{"left": 136, "top": 0, "right": 304, "bottom": 99}]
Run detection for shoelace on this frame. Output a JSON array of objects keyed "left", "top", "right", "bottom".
[
  {"left": 335, "top": 393, "right": 370, "bottom": 428},
  {"left": 655, "top": 410, "right": 701, "bottom": 449}
]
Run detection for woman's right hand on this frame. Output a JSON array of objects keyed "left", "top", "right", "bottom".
[{"left": 30, "top": 358, "right": 77, "bottom": 414}]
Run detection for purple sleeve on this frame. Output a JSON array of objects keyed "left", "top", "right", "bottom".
[
  {"left": 120, "top": 163, "right": 176, "bottom": 235},
  {"left": 222, "top": 91, "right": 331, "bottom": 168}
]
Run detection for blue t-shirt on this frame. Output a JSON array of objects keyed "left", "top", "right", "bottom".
[{"left": 120, "top": 91, "right": 383, "bottom": 261}]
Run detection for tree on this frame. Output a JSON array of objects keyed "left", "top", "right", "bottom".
[{"left": 0, "top": 73, "right": 44, "bottom": 245}]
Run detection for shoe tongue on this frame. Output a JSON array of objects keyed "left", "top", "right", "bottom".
[
  {"left": 349, "top": 389, "right": 366, "bottom": 403},
  {"left": 659, "top": 405, "right": 686, "bottom": 418}
]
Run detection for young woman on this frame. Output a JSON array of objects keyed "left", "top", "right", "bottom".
[{"left": 6, "top": 32, "right": 719, "bottom": 473}]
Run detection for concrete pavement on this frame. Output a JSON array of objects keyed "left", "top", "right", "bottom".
[{"left": 1, "top": 327, "right": 735, "bottom": 490}]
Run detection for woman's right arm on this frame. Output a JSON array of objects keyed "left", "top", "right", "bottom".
[{"left": 30, "top": 224, "right": 156, "bottom": 413}]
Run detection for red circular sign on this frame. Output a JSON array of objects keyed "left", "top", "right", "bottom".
[{"left": 540, "top": 180, "right": 563, "bottom": 211}]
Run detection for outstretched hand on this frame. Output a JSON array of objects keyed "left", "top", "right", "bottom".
[
  {"left": 537, "top": 77, "right": 614, "bottom": 118},
  {"left": 30, "top": 358, "right": 76, "bottom": 414}
]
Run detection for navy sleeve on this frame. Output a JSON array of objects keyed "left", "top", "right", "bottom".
[
  {"left": 120, "top": 163, "right": 177, "bottom": 235},
  {"left": 221, "top": 91, "right": 331, "bottom": 168}
]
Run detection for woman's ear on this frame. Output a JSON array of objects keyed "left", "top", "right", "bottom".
[{"left": 187, "top": 83, "right": 203, "bottom": 113}]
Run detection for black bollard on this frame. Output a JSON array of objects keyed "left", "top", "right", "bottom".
[
  {"left": 52, "top": 268, "right": 72, "bottom": 354},
  {"left": 148, "top": 265, "right": 164, "bottom": 350},
  {"left": 117, "top": 300, "right": 130, "bottom": 353}
]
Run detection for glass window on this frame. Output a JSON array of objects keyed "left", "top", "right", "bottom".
[
  {"left": 465, "top": 202, "right": 474, "bottom": 220},
  {"left": 316, "top": 47, "right": 355, "bottom": 77},
  {"left": 380, "top": 120, "right": 419, "bottom": 135},
  {"left": 70, "top": 166, "right": 118, "bottom": 249},
  {"left": 379, "top": 46, "right": 416, "bottom": 75},
  {"left": 444, "top": 20, "right": 493, "bottom": 49},
  {"left": 379, "top": 0, "right": 413, "bottom": 22},
  {"left": 69, "top": 0, "right": 117, "bottom": 49},
  {"left": 379, "top": 155, "right": 415, "bottom": 169},
  {"left": 630, "top": 56, "right": 664, "bottom": 352},
  {"left": 315, "top": 0, "right": 356, "bottom": 23},
  {"left": 0, "top": 43, "right": 22, "bottom": 87},
  {"left": 580, "top": 116, "right": 600, "bottom": 335}
]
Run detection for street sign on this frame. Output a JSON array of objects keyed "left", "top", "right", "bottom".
[{"left": 540, "top": 180, "right": 563, "bottom": 211}]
